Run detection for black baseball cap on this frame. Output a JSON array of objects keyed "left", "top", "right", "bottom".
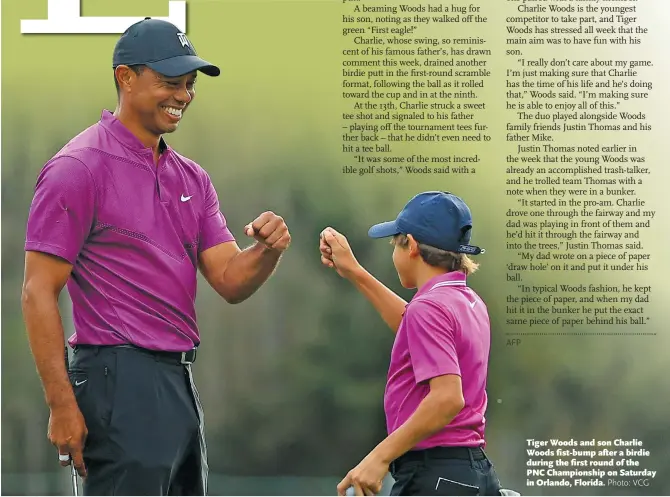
[
  {"left": 113, "top": 18, "right": 220, "bottom": 77},
  {"left": 368, "top": 191, "right": 485, "bottom": 255}
]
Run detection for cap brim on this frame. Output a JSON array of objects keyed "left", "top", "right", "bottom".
[
  {"left": 146, "top": 55, "right": 220, "bottom": 77},
  {"left": 368, "top": 220, "right": 401, "bottom": 239}
]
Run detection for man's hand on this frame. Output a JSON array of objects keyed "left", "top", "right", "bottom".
[
  {"left": 244, "top": 211, "right": 291, "bottom": 253},
  {"left": 337, "top": 451, "right": 389, "bottom": 496},
  {"left": 319, "top": 227, "right": 362, "bottom": 279},
  {"left": 49, "top": 401, "right": 88, "bottom": 478}
]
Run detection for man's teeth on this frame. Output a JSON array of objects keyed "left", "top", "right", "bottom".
[{"left": 164, "top": 107, "right": 182, "bottom": 117}]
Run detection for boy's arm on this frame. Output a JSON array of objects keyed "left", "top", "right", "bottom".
[
  {"left": 320, "top": 228, "right": 406, "bottom": 333},
  {"left": 345, "top": 266, "right": 407, "bottom": 332},
  {"left": 337, "top": 302, "right": 464, "bottom": 496},
  {"left": 378, "top": 300, "right": 464, "bottom": 459},
  {"left": 337, "top": 375, "right": 464, "bottom": 495}
]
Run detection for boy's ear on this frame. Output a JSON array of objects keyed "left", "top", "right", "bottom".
[{"left": 406, "top": 234, "right": 421, "bottom": 258}]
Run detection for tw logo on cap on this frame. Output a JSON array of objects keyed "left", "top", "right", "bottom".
[{"left": 177, "top": 32, "right": 191, "bottom": 48}]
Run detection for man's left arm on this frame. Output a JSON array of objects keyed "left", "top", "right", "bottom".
[
  {"left": 338, "top": 301, "right": 463, "bottom": 496},
  {"left": 196, "top": 172, "right": 290, "bottom": 304},
  {"left": 198, "top": 212, "right": 290, "bottom": 304}
]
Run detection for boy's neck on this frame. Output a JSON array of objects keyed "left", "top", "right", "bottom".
[{"left": 414, "top": 264, "right": 450, "bottom": 291}]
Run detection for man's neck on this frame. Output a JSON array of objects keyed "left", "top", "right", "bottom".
[{"left": 113, "top": 107, "right": 162, "bottom": 161}]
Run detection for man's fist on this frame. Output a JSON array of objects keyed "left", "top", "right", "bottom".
[{"left": 245, "top": 211, "right": 291, "bottom": 252}]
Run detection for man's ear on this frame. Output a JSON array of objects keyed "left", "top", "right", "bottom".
[
  {"left": 406, "top": 234, "right": 421, "bottom": 258},
  {"left": 115, "top": 65, "right": 136, "bottom": 94}
]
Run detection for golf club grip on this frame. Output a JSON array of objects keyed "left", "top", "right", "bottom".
[
  {"left": 71, "top": 464, "right": 78, "bottom": 493},
  {"left": 64, "top": 346, "right": 79, "bottom": 496}
]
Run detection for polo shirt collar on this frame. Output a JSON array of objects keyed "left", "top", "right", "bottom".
[
  {"left": 413, "top": 271, "right": 467, "bottom": 299},
  {"left": 99, "top": 109, "right": 169, "bottom": 155}
]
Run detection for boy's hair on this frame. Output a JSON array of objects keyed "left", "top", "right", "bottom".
[{"left": 392, "top": 234, "right": 480, "bottom": 275}]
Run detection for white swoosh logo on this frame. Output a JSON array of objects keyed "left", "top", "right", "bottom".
[
  {"left": 181, "top": 194, "right": 193, "bottom": 202},
  {"left": 468, "top": 288, "right": 477, "bottom": 308},
  {"left": 74, "top": 379, "right": 87, "bottom": 386}
]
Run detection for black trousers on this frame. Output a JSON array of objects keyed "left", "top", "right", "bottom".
[
  {"left": 390, "top": 447, "right": 502, "bottom": 496},
  {"left": 68, "top": 345, "right": 207, "bottom": 495}
]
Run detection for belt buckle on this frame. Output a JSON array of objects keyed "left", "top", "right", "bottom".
[{"left": 180, "top": 349, "right": 196, "bottom": 365}]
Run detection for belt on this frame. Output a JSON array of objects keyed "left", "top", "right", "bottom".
[
  {"left": 75, "top": 344, "right": 198, "bottom": 365},
  {"left": 391, "top": 446, "right": 486, "bottom": 473}
]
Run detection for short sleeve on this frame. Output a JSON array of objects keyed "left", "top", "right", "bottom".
[
  {"left": 199, "top": 171, "right": 235, "bottom": 252},
  {"left": 405, "top": 300, "right": 460, "bottom": 384},
  {"left": 25, "top": 156, "right": 96, "bottom": 265}
]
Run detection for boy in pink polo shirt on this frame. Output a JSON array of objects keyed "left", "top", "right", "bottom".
[{"left": 320, "top": 191, "right": 504, "bottom": 496}]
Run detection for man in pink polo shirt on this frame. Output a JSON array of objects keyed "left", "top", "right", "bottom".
[
  {"left": 320, "top": 191, "right": 503, "bottom": 496},
  {"left": 22, "top": 18, "right": 290, "bottom": 495}
]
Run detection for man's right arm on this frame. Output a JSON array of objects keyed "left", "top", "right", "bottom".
[
  {"left": 23, "top": 155, "right": 95, "bottom": 407},
  {"left": 22, "top": 252, "right": 76, "bottom": 410},
  {"left": 22, "top": 155, "right": 95, "bottom": 476},
  {"left": 320, "top": 228, "right": 407, "bottom": 333},
  {"left": 22, "top": 252, "right": 88, "bottom": 476}
]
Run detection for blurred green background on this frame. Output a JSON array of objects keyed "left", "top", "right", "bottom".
[{"left": 2, "top": 0, "right": 669, "bottom": 495}]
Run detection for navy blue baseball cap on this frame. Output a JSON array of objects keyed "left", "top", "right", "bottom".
[
  {"left": 368, "top": 191, "right": 485, "bottom": 255},
  {"left": 113, "top": 18, "right": 220, "bottom": 77}
]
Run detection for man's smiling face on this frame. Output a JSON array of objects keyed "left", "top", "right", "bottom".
[{"left": 117, "top": 65, "right": 197, "bottom": 137}]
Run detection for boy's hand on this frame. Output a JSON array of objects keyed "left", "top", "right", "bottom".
[
  {"left": 337, "top": 451, "right": 388, "bottom": 496},
  {"left": 319, "top": 227, "right": 362, "bottom": 279}
]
